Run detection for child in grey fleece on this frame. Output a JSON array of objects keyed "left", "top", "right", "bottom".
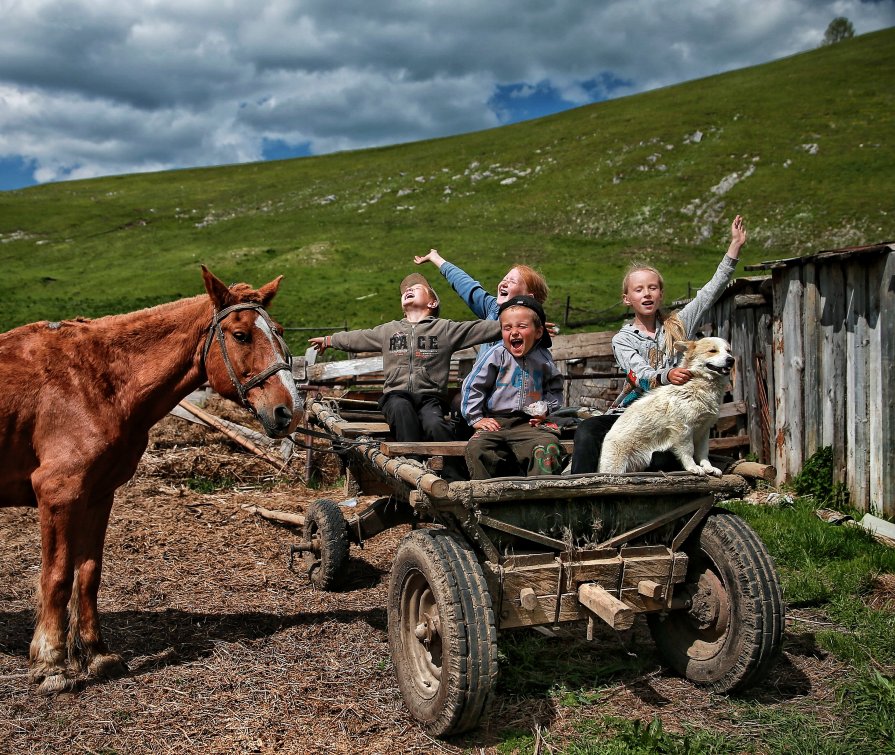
[
  {"left": 309, "top": 273, "right": 500, "bottom": 480},
  {"left": 570, "top": 215, "right": 747, "bottom": 474}
]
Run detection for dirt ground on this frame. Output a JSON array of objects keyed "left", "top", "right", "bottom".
[{"left": 0, "top": 399, "right": 871, "bottom": 754}]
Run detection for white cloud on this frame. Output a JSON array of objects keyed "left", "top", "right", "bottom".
[{"left": 0, "top": 0, "right": 892, "bottom": 187}]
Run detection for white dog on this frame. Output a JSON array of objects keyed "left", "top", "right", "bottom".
[{"left": 598, "top": 337, "right": 735, "bottom": 476}]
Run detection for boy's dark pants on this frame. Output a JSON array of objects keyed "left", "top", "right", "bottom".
[
  {"left": 466, "top": 417, "right": 563, "bottom": 480},
  {"left": 379, "top": 391, "right": 455, "bottom": 442},
  {"left": 379, "top": 391, "right": 466, "bottom": 480}
]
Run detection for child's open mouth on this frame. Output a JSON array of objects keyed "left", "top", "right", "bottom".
[{"left": 509, "top": 336, "right": 524, "bottom": 350}]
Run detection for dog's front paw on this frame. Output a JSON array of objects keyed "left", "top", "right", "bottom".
[
  {"left": 699, "top": 460, "right": 723, "bottom": 476},
  {"left": 684, "top": 463, "right": 706, "bottom": 475}
]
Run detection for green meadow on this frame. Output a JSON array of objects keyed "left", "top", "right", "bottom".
[{"left": 0, "top": 28, "right": 892, "bottom": 352}]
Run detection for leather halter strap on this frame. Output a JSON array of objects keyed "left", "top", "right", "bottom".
[{"left": 202, "top": 302, "right": 293, "bottom": 409}]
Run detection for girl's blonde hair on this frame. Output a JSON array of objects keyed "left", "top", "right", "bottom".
[
  {"left": 512, "top": 264, "right": 550, "bottom": 304},
  {"left": 621, "top": 263, "right": 685, "bottom": 357}
]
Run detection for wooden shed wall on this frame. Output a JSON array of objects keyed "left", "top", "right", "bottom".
[{"left": 766, "top": 250, "right": 894, "bottom": 516}]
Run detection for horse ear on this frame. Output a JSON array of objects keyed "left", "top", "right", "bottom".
[
  {"left": 257, "top": 275, "right": 283, "bottom": 307},
  {"left": 201, "top": 265, "right": 235, "bottom": 309}
]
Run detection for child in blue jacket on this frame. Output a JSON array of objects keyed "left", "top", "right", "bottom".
[{"left": 461, "top": 296, "right": 564, "bottom": 479}]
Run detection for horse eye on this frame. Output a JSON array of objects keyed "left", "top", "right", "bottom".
[{"left": 232, "top": 331, "right": 249, "bottom": 343}]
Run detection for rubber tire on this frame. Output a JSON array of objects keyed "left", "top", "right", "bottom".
[
  {"left": 648, "top": 509, "right": 784, "bottom": 693},
  {"left": 302, "top": 498, "right": 348, "bottom": 590},
  {"left": 387, "top": 529, "right": 498, "bottom": 737}
]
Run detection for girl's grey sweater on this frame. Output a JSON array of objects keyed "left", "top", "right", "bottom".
[{"left": 611, "top": 254, "right": 738, "bottom": 393}]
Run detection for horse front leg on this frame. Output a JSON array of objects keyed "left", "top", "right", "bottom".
[
  {"left": 70, "top": 494, "right": 128, "bottom": 681},
  {"left": 30, "top": 498, "right": 78, "bottom": 694}
]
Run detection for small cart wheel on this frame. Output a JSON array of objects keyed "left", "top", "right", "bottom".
[
  {"left": 648, "top": 509, "right": 784, "bottom": 693},
  {"left": 302, "top": 498, "right": 348, "bottom": 590},
  {"left": 388, "top": 529, "right": 497, "bottom": 736}
]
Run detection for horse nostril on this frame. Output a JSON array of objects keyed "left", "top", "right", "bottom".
[{"left": 274, "top": 405, "right": 293, "bottom": 426}]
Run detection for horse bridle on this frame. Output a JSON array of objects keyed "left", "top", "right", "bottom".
[{"left": 202, "top": 302, "right": 294, "bottom": 409}]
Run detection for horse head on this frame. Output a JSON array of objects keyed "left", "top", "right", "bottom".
[{"left": 200, "top": 266, "right": 300, "bottom": 438}]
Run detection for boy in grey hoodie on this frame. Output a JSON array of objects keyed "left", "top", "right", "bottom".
[
  {"left": 309, "top": 274, "right": 500, "bottom": 479},
  {"left": 461, "top": 296, "right": 564, "bottom": 479}
]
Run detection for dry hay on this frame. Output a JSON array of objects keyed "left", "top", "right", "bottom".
[
  {"left": 867, "top": 573, "right": 895, "bottom": 612},
  {"left": 0, "top": 399, "right": 868, "bottom": 754}
]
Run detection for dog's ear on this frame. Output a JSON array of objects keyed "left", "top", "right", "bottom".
[{"left": 673, "top": 340, "right": 690, "bottom": 354}]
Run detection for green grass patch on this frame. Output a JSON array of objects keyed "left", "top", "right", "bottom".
[
  {"left": 184, "top": 475, "right": 236, "bottom": 493},
  {"left": 561, "top": 716, "right": 742, "bottom": 754}
]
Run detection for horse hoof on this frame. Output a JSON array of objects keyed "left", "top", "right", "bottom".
[
  {"left": 88, "top": 653, "right": 129, "bottom": 680},
  {"left": 36, "top": 672, "right": 79, "bottom": 695}
]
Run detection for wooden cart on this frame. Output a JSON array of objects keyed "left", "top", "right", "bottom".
[{"left": 297, "top": 394, "right": 784, "bottom": 737}]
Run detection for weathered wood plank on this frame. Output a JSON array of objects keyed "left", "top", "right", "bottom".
[
  {"left": 759, "top": 306, "right": 775, "bottom": 467},
  {"left": 773, "top": 266, "right": 804, "bottom": 481},
  {"left": 735, "top": 294, "right": 770, "bottom": 308},
  {"left": 845, "top": 261, "right": 870, "bottom": 508},
  {"left": 378, "top": 439, "right": 575, "bottom": 457},
  {"left": 578, "top": 584, "right": 634, "bottom": 630},
  {"left": 872, "top": 251, "right": 895, "bottom": 517},
  {"left": 802, "top": 262, "right": 822, "bottom": 460},
  {"left": 820, "top": 262, "right": 847, "bottom": 483},
  {"left": 744, "top": 306, "right": 759, "bottom": 455},
  {"left": 708, "top": 436, "right": 750, "bottom": 451},
  {"left": 867, "top": 253, "right": 885, "bottom": 515},
  {"left": 340, "top": 421, "right": 391, "bottom": 436},
  {"left": 547, "top": 332, "right": 615, "bottom": 362},
  {"left": 306, "top": 356, "right": 383, "bottom": 382}
]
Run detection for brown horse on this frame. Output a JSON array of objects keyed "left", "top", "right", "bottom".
[{"left": 0, "top": 266, "right": 299, "bottom": 693}]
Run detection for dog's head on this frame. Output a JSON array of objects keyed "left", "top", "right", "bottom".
[{"left": 674, "top": 337, "right": 735, "bottom": 377}]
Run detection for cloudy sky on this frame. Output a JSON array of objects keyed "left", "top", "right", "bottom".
[{"left": 0, "top": 0, "right": 892, "bottom": 191}]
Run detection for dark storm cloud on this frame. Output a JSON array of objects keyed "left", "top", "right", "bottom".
[{"left": 0, "top": 0, "right": 892, "bottom": 187}]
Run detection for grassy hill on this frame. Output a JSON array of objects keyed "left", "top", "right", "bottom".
[{"left": 0, "top": 28, "right": 892, "bottom": 348}]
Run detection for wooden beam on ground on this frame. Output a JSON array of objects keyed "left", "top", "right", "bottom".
[
  {"left": 175, "top": 400, "right": 285, "bottom": 468},
  {"left": 241, "top": 504, "right": 305, "bottom": 527}
]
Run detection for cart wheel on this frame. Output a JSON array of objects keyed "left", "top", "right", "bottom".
[
  {"left": 648, "top": 509, "right": 784, "bottom": 693},
  {"left": 302, "top": 498, "right": 348, "bottom": 590},
  {"left": 388, "top": 529, "right": 497, "bottom": 737}
]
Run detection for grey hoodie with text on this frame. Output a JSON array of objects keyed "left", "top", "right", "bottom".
[{"left": 330, "top": 316, "right": 501, "bottom": 399}]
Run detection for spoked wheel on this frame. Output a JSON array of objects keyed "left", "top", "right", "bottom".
[
  {"left": 648, "top": 509, "right": 784, "bottom": 693},
  {"left": 301, "top": 498, "right": 348, "bottom": 590},
  {"left": 388, "top": 529, "right": 497, "bottom": 737}
]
